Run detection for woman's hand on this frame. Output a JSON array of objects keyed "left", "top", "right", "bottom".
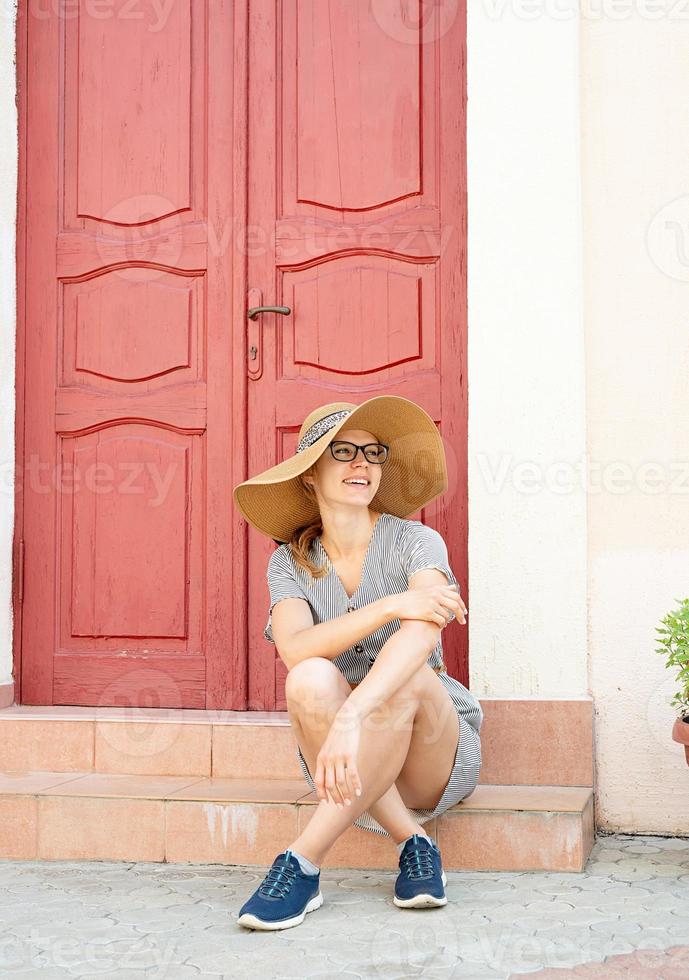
[
  {"left": 314, "top": 704, "right": 363, "bottom": 808},
  {"left": 390, "top": 583, "right": 466, "bottom": 627}
]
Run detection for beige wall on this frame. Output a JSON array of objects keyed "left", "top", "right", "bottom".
[
  {"left": 468, "top": 3, "right": 689, "bottom": 833},
  {"left": 467, "top": 6, "right": 588, "bottom": 698},
  {"left": 582, "top": 10, "right": 689, "bottom": 831}
]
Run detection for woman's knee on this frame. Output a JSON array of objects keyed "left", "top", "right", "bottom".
[{"left": 284, "top": 657, "right": 350, "bottom": 708}]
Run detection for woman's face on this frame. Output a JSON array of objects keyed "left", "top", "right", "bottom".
[{"left": 302, "top": 428, "right": 384, "bottom": 509}]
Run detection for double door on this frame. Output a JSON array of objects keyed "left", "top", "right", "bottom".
[{"left": 18, "top": 0, "right": 468, "bottom": 710}]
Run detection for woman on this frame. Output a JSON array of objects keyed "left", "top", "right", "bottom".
[{"left": 232, "top": 396, "right": 483, "bottom": 930}]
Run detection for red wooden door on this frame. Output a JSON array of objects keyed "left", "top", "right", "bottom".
[
  {"left": 18, "top": 1, "right": 244, "bottom": 708},
  {"left": 17, "top": 1, "right": 467, "bottom": 711},
  {"left": 244, "top": 1, "right": 469, "bottom": 709}
]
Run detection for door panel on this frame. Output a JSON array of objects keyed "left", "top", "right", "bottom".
[
  {"left": 245, "top": 0, "right": 468, "bottom": 709},
  {"left": 20, "top": 0, "right": 238, "bottom": 707}
]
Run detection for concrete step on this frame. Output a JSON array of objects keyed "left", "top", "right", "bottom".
[
  {"left": 0, "top": 698, "right": 594, "bottom": 786},
  {"left": 0, "top": 771, "right": 594, "bottom": 871}
]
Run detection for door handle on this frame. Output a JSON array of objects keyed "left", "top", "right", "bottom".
[
  {"left": 246, "top": 290, "right": 291, "bottom": 380},
  {"left": 247, "top": 304, "right": 291, "bottom": 320}
]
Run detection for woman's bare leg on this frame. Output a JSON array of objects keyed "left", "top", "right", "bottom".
[
  {"left": 290, "top": 703, "right": 426, "bottom": 847},
  {"left": 284, "top": 658, "right": 428, "bottom": 865}
]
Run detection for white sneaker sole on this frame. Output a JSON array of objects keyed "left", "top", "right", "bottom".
[
  {"left": 393, "top": 870, "right": 447, "bottom": 908},
  {"left": 237, "top": 890, "right": 324, "bottom": 930}
]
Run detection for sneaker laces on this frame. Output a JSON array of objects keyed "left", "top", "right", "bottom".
[
  {"left": 400, "top": 835, "right": 436, "bottom": 880},
  {"left": 258, "top": 850, "right": 297, "bottom": 898}
]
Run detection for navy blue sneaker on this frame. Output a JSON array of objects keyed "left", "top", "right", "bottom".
[
  {"left": 237, "top": 849, "right": 323, "bottom": 930},
  {"left": 393, "top": 833, "right": 448, "bottom": 908}
]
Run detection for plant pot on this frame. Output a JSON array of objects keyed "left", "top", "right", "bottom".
[{"left": 671, "top": 716, "right": 689, "bottom": 765}]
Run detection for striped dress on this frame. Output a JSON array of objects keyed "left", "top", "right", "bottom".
[{"left": 264, "top": 511, "right": 483, "bottom": 837}]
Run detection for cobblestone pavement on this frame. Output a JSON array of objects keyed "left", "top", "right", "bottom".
[{"left": 1, "top": 833, "right": 688, "bottom": 978}]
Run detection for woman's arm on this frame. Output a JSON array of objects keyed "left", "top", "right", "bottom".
[
  {"left": 339, "top": 619, "right": 440, "bottom": 722},
  {"left": 336, "top": 568, "right": 458, "bottom": 722},
  {"left": 273, "top": 574, "right": 462, "bottom": 672},
  {"left": 271, "top": 595, "right": 399, "bottom": 671}
]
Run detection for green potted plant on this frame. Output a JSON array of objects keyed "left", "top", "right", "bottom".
[{"left": 656, "top": 597, "right": 689, "bottom": 764}]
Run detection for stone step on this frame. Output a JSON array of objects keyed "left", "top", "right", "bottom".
[
  {"left": 0, "top": 770, "right": 594, "bottom": 872},
  {"left": 0, "top": 698, "right": 593, "bottom": 786}
]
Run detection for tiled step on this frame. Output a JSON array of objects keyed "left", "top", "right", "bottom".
[
  {"left": 0, "top": 771, "right": 594, "bottom": 871},
  {"left": 0, "top": 702, "right": 594, "bottom": 872},
  {"left": 0, "top": 698, "right": 594, "bottom": 786}
]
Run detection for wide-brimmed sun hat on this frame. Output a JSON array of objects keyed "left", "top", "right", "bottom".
[{"left": 232, "top": 395, "right": 448, "bottom": 543}]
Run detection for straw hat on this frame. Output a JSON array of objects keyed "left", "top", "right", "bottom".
[{"left": 232, "top": 395, "right": 448, "bottom": 543}]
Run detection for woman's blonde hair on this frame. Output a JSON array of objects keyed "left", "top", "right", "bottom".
[{"left": 288, "top": 465, "right": 328, "bottom": 578}]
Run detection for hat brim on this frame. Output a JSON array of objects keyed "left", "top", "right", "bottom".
[{"left": 232, "top": 395, "right": 448, "bottom": 542}]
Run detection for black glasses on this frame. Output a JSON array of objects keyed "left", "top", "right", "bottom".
[{"left": 329, "top": 440, "right": 389, "bottom": 464}]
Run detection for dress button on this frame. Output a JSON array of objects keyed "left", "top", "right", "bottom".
[{"left": 355, "top": 644, "right": 363, "bottom": 653}]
